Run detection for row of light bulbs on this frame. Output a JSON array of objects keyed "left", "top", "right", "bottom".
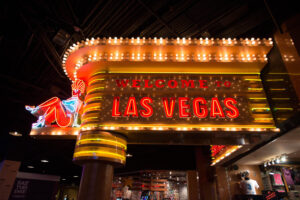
[
  {"left": 68, "top": 52, "right": 267, "bottom": 81},
  {"left": 83, "top": 52, "right": 267, "bottom": 61},
  {"left": 62, "top": 37, "right": 273, "bottom": 81},
  {"left": 80, "top": 125, "right": 279, "bottom": 132},
  {"left": 31, "top": 130, "right": 79, "bottom": 136},
  {"left": 29, "top": 127, "right": 280, "bottom": 136},
  {"left": 263, "top": 154, "right": 287, "bottom": 167},
  {"left": 67, "top": 37, "right": 273, "bottom": 52},
  {"left": 211, "top": 145, "right": 242, "bottom": 166},
  {"left": 283, "top": 54, "right": 296, "bottom": 62}
]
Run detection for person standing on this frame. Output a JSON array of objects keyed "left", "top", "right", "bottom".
[{"left": 240, "top": 171, "right": 260, "bottom": 195}]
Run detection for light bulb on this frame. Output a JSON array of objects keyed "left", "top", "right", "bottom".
[{"left": 281, "top": 155, "right": 287, "bottom": 162}]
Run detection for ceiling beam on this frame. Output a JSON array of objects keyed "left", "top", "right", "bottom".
[
  {"left": 137, "top": 0, "right": 180, "bottom": 37},
  {"left": 38, "top": 32, "right": 66, "bottom": 78},
  {"left": 82, "top": 0, "right": 112, "bottom": 34}
]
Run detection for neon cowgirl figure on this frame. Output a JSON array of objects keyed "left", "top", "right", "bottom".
[{"left": 26, "top": 79, "right": 85, "bottom": 128}]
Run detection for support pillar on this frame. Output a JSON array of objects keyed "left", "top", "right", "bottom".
[
  {"left": 78, "top": 162, "right": 114, "bottom": 200},
  {"left": 74, "top": 72, "right": 128, "bottom": 200},
  {"left": 195, "top": 147, "right": 217, "bottom": 200},
  {"left": 74, "top": 130, "right": 127, "bottom": 200},
  {"left": 215, "top": 166, "right": 231, "bottom": 200},
  {"left": 187, "top": 170, "right": 200, "bottom": 200}
]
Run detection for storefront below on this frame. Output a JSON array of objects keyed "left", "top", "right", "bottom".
[
  {"left": 224, "top": 126, "right": 300, "bottom": 200},
  {"left": 112, "top": 170, "right": 188, "bottom": 200}
]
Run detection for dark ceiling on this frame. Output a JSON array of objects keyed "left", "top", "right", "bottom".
[
  {"left": 0, "top": 0, "right": 298, "bottom": 181},
  {"left": 1, "top": 0, "right": 298, "bottom": 134}
]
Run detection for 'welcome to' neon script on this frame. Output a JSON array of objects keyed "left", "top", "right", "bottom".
[
  {"left": 111, "top": 79, "right": 239, "bottom": 119},
  {"left": 115, "top": 79, "right": 231, "bottom": 88}
]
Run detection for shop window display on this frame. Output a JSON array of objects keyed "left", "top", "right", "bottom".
[
  {"left": 111, "top": 171, "right": 187, "bottom": 200},
  {"left": 261, "top": 165, "right": 300, "bottom": 200},
  {"left": 262, "top": 167, "right": 287, "bottom": 197},
  {"left": 283, "top": 167, "right": 300, "bottom": 199}
]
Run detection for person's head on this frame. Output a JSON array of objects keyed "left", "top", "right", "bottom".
[{"left": 244, "top": 171, "right": 250, "bottom": 180}]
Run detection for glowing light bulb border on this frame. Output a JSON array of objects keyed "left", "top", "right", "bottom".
[{"left": 62, "top": 37, "right": 274, "bottom": 81}]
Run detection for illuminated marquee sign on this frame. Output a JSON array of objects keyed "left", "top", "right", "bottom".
[
  {"left": 111, "top": 79, "right": 238, "bottom": 119},
  {"left": 82, "top": 73, "right": 274, "bottom": 131},
  {"left": 28, "top": 37, "right": 277, "bottom": 136},
  {"left": 26, "top": 37, "right": 277, "bottom": 167}
]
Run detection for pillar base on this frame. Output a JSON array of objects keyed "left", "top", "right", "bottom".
[{"left": 77, "top": 162, "right": 114, "bottom": 200}]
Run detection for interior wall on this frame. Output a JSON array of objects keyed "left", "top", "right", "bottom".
[
  {"left": 215, "top": 166, "right": 231, "bottom": 200},
  {"left": 227, "top": 165, "right": 264, "bottom": 196}
]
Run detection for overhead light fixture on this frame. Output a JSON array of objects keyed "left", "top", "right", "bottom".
[
  {"left": 61, "top": 178, "right": 66, "bottom": 181},
  {"left": 41, "top": 160, "right": 49, "bottom": 163},
  {"left": 126, "top": 153, "right": 133, "bottom": 157},
  {"left": 52, "top": 29, "right": 70, "bottom": 46},
  {"left": 27, "top": 166, "right": 34, "bottom": 169},
  {"left": 9, "top": 131, "right": 22, "bottom": 137},
  {"left": 264, "top": 154, "right": 288, "bottom": 167},
  {"left": 271, "top": 160, "right": 275, "bottom": 165},
  {"left": 73, "top": 175, "right": 79, "bottom": 178},
  {"left": 281, "top": 155, "right": 287, "bottom": 162}
]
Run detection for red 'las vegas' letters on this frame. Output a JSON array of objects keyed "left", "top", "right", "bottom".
[{"left": 112, "top": 97, "right": 239, "bottom": 119}]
